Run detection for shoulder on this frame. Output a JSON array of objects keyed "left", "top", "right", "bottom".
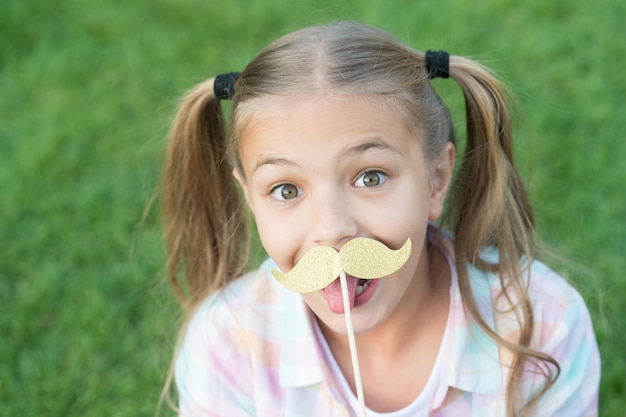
[
  {"left": 468, "top": 250, "right": 589, "bottom": 321},
  {"left": 526, "top": 260, "right": 585, "bottom": 308},
  {"left": 467, "top": 256, "right": 600, "bottom": 414},
  {"left": 184, "top": 259, "right": 283, "bottom": 348},
  {"left": 523, "top": 261, "right": 598, "bottom": 359},
  {"left": 513, "top": 263, "right": 600, "bottom": 414},
  {"left": 174, "top": 260, "right": 287, "bottom": 414},
  {"left": 177, "top": 258, "right": 288, "bottom": 379},
  {"left": 524, "top": 260, "right": 591, "bottom": 334},
  {"left": 466, "top": 254, "right": 598, "bottom": 359}
]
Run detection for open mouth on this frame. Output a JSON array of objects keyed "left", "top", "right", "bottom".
[
  {"left": 356, "top": 279, "right": 371, "bottom": 296},
  {"left": 320, "top": 275, "right": 377, "bottom": 314}
]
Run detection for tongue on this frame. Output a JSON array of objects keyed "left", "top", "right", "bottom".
[{"left": 321, "top": 276, "right": 359, "bottom": 314}]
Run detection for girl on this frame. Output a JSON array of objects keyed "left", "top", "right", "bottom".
[{"left": 162, "top": 21, "right": 600, "bottom": 417}]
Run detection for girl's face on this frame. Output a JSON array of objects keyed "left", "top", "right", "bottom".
[{"left": 235, "top": 95, "right": 453, "bottom": 334}]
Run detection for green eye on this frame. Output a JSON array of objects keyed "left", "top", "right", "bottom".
[
  {"left": 271, "top": 184, "right": 300, "bottom": 200},
  {"left": 355, "top": 171, "right": 387, "bottom": 187}
]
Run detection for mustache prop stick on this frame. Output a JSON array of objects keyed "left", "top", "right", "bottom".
[{"left": 271, "top": 237, "right": 412, "bottom": 417}]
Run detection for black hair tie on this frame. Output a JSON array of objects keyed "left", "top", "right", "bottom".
[
  {"left": 213, "top": 72, "right": 240, "bottom": 99},
  {"left": 425, "top": 50, "right": 450, "bottom": 79}
]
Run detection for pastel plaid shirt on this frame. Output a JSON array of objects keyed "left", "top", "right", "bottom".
[{"left": 175, "top": 248, "right": 600, "bottom": 416}]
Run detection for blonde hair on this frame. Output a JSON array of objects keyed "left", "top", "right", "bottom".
[{"left": 162, "top": 21, "right": 559, "bottom": 416}]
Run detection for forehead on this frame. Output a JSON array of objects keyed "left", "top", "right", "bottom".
[
  {"left": 233, "top": 93, "right": 415, "bottom": 144},
  {"left": 233, "top": 94, "right": 424, "bottom": 176}
]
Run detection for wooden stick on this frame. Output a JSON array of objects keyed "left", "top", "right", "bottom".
[{"left": 340, "top": 271, "right": 367, "bottom": 417}]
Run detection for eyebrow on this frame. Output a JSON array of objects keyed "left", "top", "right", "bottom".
[
  {"left": 339, "top": 138, "right": 402, "bottom": 160},
  {"left": 251, "top": 157, "right": 300, "bottom": 175},
  {"left": 251, "top": 138, "right": 400, "bottom": 175}
]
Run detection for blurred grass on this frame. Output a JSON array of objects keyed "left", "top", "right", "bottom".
[{"left": 1, "top": 0, "right": 624, "bottom": 415}]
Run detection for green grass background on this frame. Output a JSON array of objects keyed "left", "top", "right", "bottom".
[{"left": 1, "top": 0, "right": 624, "bottom": 415}]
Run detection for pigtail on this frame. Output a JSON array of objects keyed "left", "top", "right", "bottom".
[
  {"left": 445, "top": 57, "right": 534, "bottom": 264},
  {"left": 445, "top": 57, "right": 560, "bottom": 416},
  {"left": 162, "top": 78, "right": 249, "bottom": 312}
]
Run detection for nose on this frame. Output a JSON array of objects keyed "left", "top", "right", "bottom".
[{"left": 309, "top": 189, "right": 358, "bottom": 249}]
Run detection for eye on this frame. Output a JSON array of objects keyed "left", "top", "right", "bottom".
[
  {"left": 355, "top": 170, "right": 387, "bottom": 187},
  {"left": 271, "top": 183, "right": 301, "bottom": 200}
]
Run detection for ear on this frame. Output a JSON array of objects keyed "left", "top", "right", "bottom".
[
  {"left": 428, "top": 142, "right": 455, "bottom": 221},
  {"left": 233, "top": 169, "right": 254, "bottom": 213}
]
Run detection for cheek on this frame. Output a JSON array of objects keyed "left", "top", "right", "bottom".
[
  {"left": 253, "top": 208, "right": 301, "bottom": 271},
  {"left": 361, "top": 190, "right": 430, "bottom": 245}
]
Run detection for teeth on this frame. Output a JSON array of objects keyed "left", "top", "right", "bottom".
[{"left": 356, "top": 280, "right": 370, "bottom": 296}]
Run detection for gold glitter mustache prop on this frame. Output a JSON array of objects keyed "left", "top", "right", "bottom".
[
  {"left": 271, "top": 237, "right": 412, "bottom": 293},
  {"left": 271, "top": 237, "right": 411, "bottom": 417}
]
